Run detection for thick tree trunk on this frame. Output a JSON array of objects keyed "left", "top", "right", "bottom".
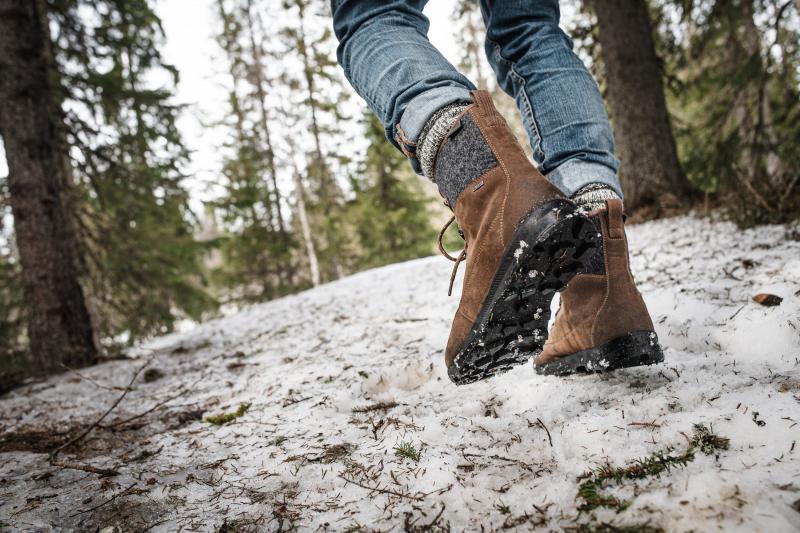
[
  {"left": 593, "top": 0, "right": 694, "bottom": 212},
  {"left": 0, "top": 0, "right": 98, "bottom": 373}
]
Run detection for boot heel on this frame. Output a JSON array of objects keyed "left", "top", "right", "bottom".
[
  {"left": 534, "top": 331, "right": 665, "bottom": 376},
  {"left": 448, "top": 199, "right": 600, "bottom": 385},
  {"left": 515, "top": 199, "right": 601, "bottom": 294}
]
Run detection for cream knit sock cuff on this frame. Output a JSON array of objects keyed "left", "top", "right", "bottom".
[
  {"left": 417, "top": 103, "right": 470, "bottom": 180},
  {"left": 572, "top": 183, "right": 621, "bottom": 212}
]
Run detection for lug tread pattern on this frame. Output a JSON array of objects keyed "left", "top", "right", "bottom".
[{"left": 448, "top": 209, "right": 598, "bottom": 385}]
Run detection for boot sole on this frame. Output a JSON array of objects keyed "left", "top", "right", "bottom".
[
  {"left": 533, "top": 331, "right": 664, "bottom": 376},
  {"left": 447, "top": 199, "right": 599, "bottom": 385}
]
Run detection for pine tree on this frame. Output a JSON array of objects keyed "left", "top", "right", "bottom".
[
  {"left": 344, "top": 114, "right": 436, "bottom": 271},
  {"left": 660, "top": 0, "right": 800, "bottom": 225},
  {"left": 212, "top": 0, "right": 297, "bottom": 300},
  {"left": 279, "top": 0, "right": 351, "bottom": 282},
  {"left": 244, "top": 1, "right": 290, "bottom": 245},
  {"left": 288, "top": 142, "right": 321, "bottom": 287},
  {"left": 48, "top": 0, "right": 216, "bottom": 341},
  {"left": 0, "top": 0, "right": 98, "bottom": 373}
]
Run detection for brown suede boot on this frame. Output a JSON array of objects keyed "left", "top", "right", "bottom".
[
  {"left": 534, "top": 199, "right": 664, "bottom": 375},
  {"left": 437, "top": 91, "right": 599, "bottom": 385}
]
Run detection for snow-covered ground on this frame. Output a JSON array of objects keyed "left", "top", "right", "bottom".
[{"left": 1, "top": 215, "right": 799, "bottom": 532}]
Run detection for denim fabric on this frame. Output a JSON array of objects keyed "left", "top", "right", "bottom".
[
  {"left": 330, "top": 0, "right": 622, "bottom": 197},
  {"left": 331, "top": 0, "right": 474, "bottom": 174}
]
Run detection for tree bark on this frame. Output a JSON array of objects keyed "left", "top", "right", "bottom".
[
  {"left": 593, "top": 0, "right": 694, "bottom": 212},
  {"left": 0, "top": 0, "right": 98, "bottom": 373},
  {"left": 291, "top": 163, "right": 320, "bottom": 288},
  {"left": 245, "top": 1, "right": 288, "bottom": 238}
]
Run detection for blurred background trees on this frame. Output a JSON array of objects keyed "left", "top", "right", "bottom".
[
  {"left": 0, "top": 0, "right": 797, "bottom": 385},
  {"left": 661, "top": 0, "right": 800, "bottom": 225},
  {"left": 592, "top": 0, "right": 696, "bottom": 214},
  {"left": 576, "top": 0, "right": 800, "bottom": 221},
  {"left": 0, "top": 0, "right": 98, "bottom": 376}
]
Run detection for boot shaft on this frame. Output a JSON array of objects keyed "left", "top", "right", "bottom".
[
  {"left": 447, "top": 91, "right": 563, "bottom": 247},
  {"left": 541, "top": 199, "right": 655, "bottom": 359}
]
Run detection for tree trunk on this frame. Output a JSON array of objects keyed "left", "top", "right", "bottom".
[
  {"left": 245, "top": 0, "right": 287, "bottom": 238},
  {"left": 291, "top": 163, "right": 320, "bottom": 287},
  {"left": 593, "top": 0, "right": 694, "bottom": 212},
  {"left": 0, "top": 0, "right": 98, "bottom": 373},
  {"left": 295, "top": 0, "right": 340, "bottom": 203}
]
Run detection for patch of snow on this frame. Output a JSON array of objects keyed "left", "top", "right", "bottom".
[
  {"left": 1, "top": 215, "right": 799, "bottom": 531},
  {"left": 514, "top": 239, "right": 528, "bottom": 261}
]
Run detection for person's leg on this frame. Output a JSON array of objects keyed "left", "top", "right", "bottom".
[
  {"left": 331, "top": 0, "right": 473, "bottom": 181},
  {"left": 478, "top": 0, "right": 621, "bottom": 208},
  {"left": 474, "top": 2, "right": 663, "bottom": 374},
  {"left": 332, "top": 3, "right": 601, "bottom": 384}
]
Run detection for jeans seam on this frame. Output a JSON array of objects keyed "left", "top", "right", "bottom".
[{"left": 488, "top": 39, "right": 545, "bottom": 163}]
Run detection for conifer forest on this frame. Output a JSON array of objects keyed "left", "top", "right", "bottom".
[{"left": 1, "top": 0, "right": 798, "bottom": 382}]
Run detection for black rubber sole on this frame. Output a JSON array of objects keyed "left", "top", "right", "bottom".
[
  {"left": 533, "top": 330, "right": 664, "bottom": 376},
  {"left": 447, "top": 199, "right": 599, "bottom": 385}
]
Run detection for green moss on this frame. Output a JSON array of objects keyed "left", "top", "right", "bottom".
[
  {"left": 576, "top": 425, "right": 729, "bottom": 513},
  {"left": 268, "top": 435, "right": 288, "bottom": 446},
  {"left": 205, "top": 402, "right": 251, "bottom": 425},
  {"left": 495, "top": 501, "right": 511, "bottom": 515}
]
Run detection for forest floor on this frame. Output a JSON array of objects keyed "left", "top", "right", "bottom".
[{"left": 1, "top": 214, "right": 799, "bottom": 532}]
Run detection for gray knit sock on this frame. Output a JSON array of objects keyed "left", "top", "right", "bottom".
[
  {"left": 418, "top": 104, "right": 500, "bottom": 207},
  {"left": 571, "top": 183, "right": 621, "bottom": 212}
]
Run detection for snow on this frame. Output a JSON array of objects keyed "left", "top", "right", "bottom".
[
  {"left": 514, "top": 239, "right": 529, "bottom": 261},
  {"left": 1, "top": 214, "right": 799, "bottom": 531}
]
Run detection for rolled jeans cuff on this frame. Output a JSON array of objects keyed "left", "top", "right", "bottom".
[
  {"left": 395, "top": 86, "right": 473, "bottom": 175},
  {"left": 546, "top": 158, "right": 623, "bottom": 199}
]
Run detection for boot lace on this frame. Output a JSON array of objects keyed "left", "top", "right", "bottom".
[{"left": 437, "top": 215, "right": 466, "bottom": 296}]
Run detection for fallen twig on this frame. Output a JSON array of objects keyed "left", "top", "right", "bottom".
[
  {"left": 102, "top": 373, "right": 206, "bottom": 429},
  {"left": 339, "top": 475, "right": 423, "bottom": 501},
  {"left": 628, "top": 421, "right": 662, "bottom": 428},
  {"left": 536, "top": 418, "right": 553, "bottom": 447},
  {"left": 49, "top": 358, "right": 151, "bottom": 476},
  {"left": 62, "top": 365, "right": 129, "bottom": 392},
  {"left": 69, "top": 482, "right": 138, "bottom": 516}
]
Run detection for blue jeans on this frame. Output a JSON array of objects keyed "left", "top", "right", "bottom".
[{"left": 331, "top": 0, "right": 622, "bottom": 197}]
